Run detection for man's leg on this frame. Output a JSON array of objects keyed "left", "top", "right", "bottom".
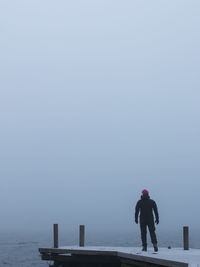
[
  {"left": 140, "top": 223, "right": 147, "bottom": 250},
  {"left": 148, "top": 222, "right": 158, "bottom": 251}
]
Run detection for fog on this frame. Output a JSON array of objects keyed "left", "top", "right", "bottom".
[{"left": 0, "top": 0, "right": 200, "bottom": 234}]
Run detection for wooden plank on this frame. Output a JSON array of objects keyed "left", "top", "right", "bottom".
[
  {"left": 39, "top": 248, "right": 188, "bottom": 267},
  {"left": 118, "top": 252, "right": 188, "bottom": 267},
  {"left": 120, "top": 257, "right": 164, "bottom": 267},
  {"left": 42, "top": 253, "right": 121, "bottom": 265},
  {"left": 39, "top": 247, "right": 118, "bottom": 256},
  {"left": 41, "top": 253, "right": 176, "bottom": 267}
]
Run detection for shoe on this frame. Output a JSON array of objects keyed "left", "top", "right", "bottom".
[
  {"left": 142, "top": 246, "right": 147, "bottom": 251},
  {"left": 153, "top": 244, "right": 158, "bottom": 252}
]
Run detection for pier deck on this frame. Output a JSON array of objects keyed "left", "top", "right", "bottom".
[{"left": 39, "top": 246, "right": 200, "bottom": 267}]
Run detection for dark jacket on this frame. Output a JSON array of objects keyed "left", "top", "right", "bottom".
[{"left": 135, "top": 195, "right": 159, "bottom": 224}]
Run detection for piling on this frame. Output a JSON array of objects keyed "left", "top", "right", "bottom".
[
  {"left": 79, "top": 225, "right": 85, "bottom": 247},
  {"left": 183, "top": 226, "right": 189, "bottom": 250},
  {"left": 54, "top": 224, "right": 59, "bottom": 248}
]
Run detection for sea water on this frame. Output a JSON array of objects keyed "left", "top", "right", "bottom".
[{"left": 0, "top": 229, "right": 199, "bottom": 266}]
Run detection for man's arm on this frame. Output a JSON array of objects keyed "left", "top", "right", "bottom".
[
  {"left": 153, "top": 201, "right": 159, "bottom": 224},
  {"left": 135, "top": 201, "right": 140, "bottom": 224}
]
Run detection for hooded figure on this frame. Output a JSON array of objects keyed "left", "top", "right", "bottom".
[{"left": 135, "top": 189, "right": 159, "bottom": 252}]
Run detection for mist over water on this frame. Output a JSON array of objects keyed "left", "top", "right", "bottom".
[{"left": 0, "top": 1, "right": 200, "bottom": 265}]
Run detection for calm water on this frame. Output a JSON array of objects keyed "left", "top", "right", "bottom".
[{"left": 0, "top": 229, "right": 199, "bottom": 266}]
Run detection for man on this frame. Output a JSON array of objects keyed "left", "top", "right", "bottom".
[{"left": 135, "top": 189, "right": 159, "bottom": 252}]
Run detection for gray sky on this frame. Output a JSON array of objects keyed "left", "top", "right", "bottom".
[{"left": 0, "top": 0, "right": 200, "bottom": 233}]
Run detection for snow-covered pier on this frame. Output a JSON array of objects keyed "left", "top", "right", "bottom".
[
  {"left": 39, "top": 246, "right": 200, "bottom": 267},
  {"left": 39, "top": 225, "right": 200, "bottom": 266}
]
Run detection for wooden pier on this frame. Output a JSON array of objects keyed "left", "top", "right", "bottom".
[
  {"left": 38, "top": 225, "right": 200, "bottom": 267},
  {"left": 39, "top": 246, "right": 200, "bottom": 267}
]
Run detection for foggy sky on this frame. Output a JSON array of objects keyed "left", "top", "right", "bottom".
[{"left": 0, "top": 0, "right": 200, "bottom": 233}]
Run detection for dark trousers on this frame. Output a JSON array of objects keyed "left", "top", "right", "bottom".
[{"left": 140, "top": 222, "right": 157, "bottom": 246}]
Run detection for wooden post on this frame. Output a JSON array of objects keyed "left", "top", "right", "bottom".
[
  {"left": 79, "top": 225, "right": 85, "bottom": 247},
  {"left": 183, "top": 226, "right": 189, "bottom": 250},
  {"left": 54, "top": 224, "right": 59, "bottom": 248}
]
